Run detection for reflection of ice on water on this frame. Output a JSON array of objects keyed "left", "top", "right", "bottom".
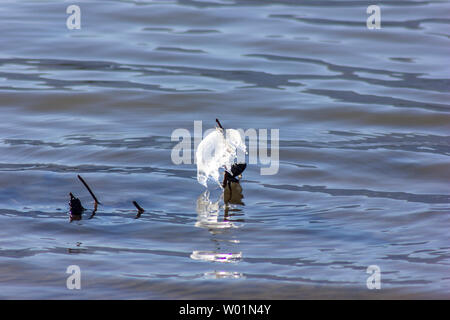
[
  {"left": 192, "top": 190, "right": 243, "bottom": 263},
  {"left": 195, "top": 190, "right": 237, "bottom": 230},
  {"left": 190, "top": 251, "right": 242, "bottom": 263},
  {"left": 203, "top": 271, "right": 245, "bottom": 279}
]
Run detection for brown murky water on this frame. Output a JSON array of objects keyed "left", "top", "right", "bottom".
[{"left": 0, "top": 0, "right": 449, "bottom": 299}]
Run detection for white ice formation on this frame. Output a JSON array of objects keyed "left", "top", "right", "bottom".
[{"left": 196, "top": 127, "right": 246, "bottom": 188}]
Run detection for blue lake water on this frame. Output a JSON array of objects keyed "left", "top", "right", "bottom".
[{"left": 0, "top": 0, "right": 449, "bottom": 299}]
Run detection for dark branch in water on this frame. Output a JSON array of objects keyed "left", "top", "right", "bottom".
[
  {"left": 77, "top": 175, "right": 101, "bottom": 205},
  {"left": 76, "top": 175, "right": 100, "bottom": 219},
  {"left": 215, "top": 118, "right": 224, "bottom": 130},
  {"left": 69, "top": 192, "right": 84, "bottom": 222},
  {"left": 69, "top": 192, "right": 84, "bottom": 214},
  {"left": 132, "top": 201, "right": 145, "bottom": 219}
]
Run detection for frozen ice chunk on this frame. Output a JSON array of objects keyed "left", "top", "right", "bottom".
[{"left": 196, "top": 127, "right": 246, "bottom": 188}]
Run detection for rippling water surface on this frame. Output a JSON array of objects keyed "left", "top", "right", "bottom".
[{"left": 0, "top": 0, "right": 449, "bottom": 299}]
